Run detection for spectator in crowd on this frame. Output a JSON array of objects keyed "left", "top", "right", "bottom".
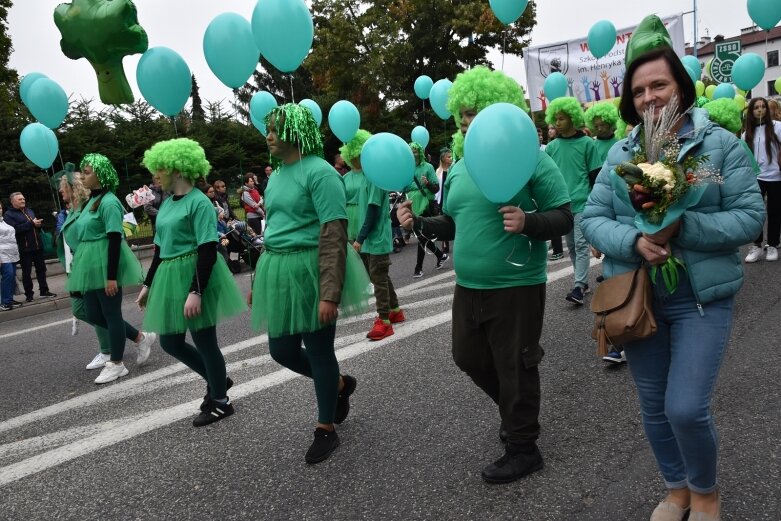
[
  {"left": 0, "top": 200, "right": 21, "bottom": 311},
  {"left": 143, "top": 173, "right": 166, "bottom": 230},
  {"left": 537, "top": 127, "right": 546, "bottom": 152},
  {"left": 212, "top": 179, "right": 236, "bottom": 220},
  {"left": 241, "top": 173, "right": 264, "bottom": 235},
  {"left": 333, "top": 153, "right": 350, "bottom": 176},
  {"left": 4, "top": 192, "right": 56, "bottom": 302}
]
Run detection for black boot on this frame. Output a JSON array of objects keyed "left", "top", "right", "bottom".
[{"left": 481, "top": 443, "right": 544, "bottom": 484}]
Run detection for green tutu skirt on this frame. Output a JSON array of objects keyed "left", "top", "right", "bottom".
[
  {"left": 143, "top": 253, "right": 247, "bottom": 335},
  {"left": 251, "top": 246, "right": 371, "bottom": 337},
  {"left": 346, "top": 203, "right": 361, "bottom": 242},
  {"left": 66, "top": 239, "right": 143, "bottom": 292},
  {"left": 409, "top": 190, "right": 430, "bottom": 215}
]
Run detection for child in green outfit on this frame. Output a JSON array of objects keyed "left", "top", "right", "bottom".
[
  {"left": 406, "top": 141, "right": 447, "bottom": 278},
  {"left": 248, "top": 104, "right": 370, "bottom": 464},
  {"left": 341, "top": 130, "right": 405, "bottom": 341},
  {"left": 136, "top": 138, "right": 246, "bottom": 427}
]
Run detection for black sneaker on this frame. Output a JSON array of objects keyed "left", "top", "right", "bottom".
[
  {"left": 193, "top": 398, "right": 234, "bottom": 427},
  {"left": 413, "top": 270, "right": 423, "bottom": 278},
  {"left": 305, "top": 427, "right": 340, "bottom": 464},
  {"left": 25, "top": 296, "right": 34, "bottom": 303},
  {"left": 11, "top": 300, "right": 23, "bottom": 306},
  {"left": 565, "top": 286, "right": 584, "bottom": 305},
  {"left": 201, "top": 377, "right": 234, "bottom": 411},
  {"left": 334, "top": 375, "right": 357, "bottom": 424},
  {"left": 0, "top": 304, "right": 12, "bottom": 311},
  {"left": 436, "top": 253, "right": 449, "bottom": 269},
  {"left": 481, "top": 444, "right": 544, "bottom": 484},
  {"left": 40, "top": 291, "right": 57, "bottom": 298}
]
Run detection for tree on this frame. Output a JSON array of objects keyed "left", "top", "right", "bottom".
[{"left": 191, "top": 74, "right": 205, "bottom": 122}]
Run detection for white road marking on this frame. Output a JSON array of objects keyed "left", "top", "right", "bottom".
[{"left": 0, "top": 318, "right": 72, "bottom": 340}]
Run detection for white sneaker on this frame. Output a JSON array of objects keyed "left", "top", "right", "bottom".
[
  {"left": 766, "top": 246, "right": 778, "bottom": 262},
  {"left": 94, "top": 361, "right": 129, "bottom": 384},
  {"left": 745, "top": 245, "right": 763, "bottom": 263},
  {"left": 136, "top": 332, "right": 156, "bottom": 365},
  {"left": 86, "top": 352, "right": 111, "bottom": 370}
]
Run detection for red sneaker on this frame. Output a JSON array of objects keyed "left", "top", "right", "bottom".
[
  {"left": 367, "top": 318, "right": 394, "bottom": 341},
  {"left": 388, "top": 309, "right": 406, "bottom": 324}
]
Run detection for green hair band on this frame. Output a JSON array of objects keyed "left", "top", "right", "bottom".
[
  {"left": 584, "top": 102, "right": 619, "bottom": 132},
  {"left": 265, "top": 103, "right": 324, "bottom": 159},
  {"left": 80, "top": 153, "right": 119, "bottom": 192},
  {"left": 446, "top": 66, "right": 528, "bottom": 127},
  {"left": 703, "top": 99, "right": 742, "bottom": 134},
  {"left": 545, "top": 97, "right": 585, "bottom": 129},
  {"left": 339, "top": 129, "right": 372, "bottom": 165},
  {"left": 142, "top": 138, "right": 211, "bottom": 182}
]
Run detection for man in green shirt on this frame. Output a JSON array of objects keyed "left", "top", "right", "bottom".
[{"left": 545, "top": 97, "right": 602, "bottom": 305}]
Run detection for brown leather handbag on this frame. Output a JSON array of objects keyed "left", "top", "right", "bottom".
[{"left": 591, "top": 267, "right": 657, "bottom": 356}]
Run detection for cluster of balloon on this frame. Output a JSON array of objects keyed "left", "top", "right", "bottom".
[
  {"left": 18, "top": 73, "right": 68, "bottom": 169},
  {"left": 54, "top": 0, "right": 149, "bottom": 106}
]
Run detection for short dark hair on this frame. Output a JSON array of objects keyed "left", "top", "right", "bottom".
[
  {"left": 619, "top": 47, "right": 696, "bottom": 126},
  {"left": 244, "top": 173, "right": 256, "bottom": 183}
]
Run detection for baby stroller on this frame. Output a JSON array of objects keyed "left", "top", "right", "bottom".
[{"left": 219, "top": 220, "right": 264, "bottom": 273}]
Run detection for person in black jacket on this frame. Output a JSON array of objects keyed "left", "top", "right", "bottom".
[{"left": 4, "top": 192, "right": 55, "bottom": 302}]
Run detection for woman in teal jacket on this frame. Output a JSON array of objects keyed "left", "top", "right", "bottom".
[{"left": 581, "top": 16, "right": 765, "bottom": 521}]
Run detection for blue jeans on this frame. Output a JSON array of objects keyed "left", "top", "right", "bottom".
[
  {"left": 564, "top": 212, "right": 589, "bottom": 288},
  {"left": 0, "top": 262, "right": 16, "bottom": 305},
  {"left": 624, "top": 274, "right": 734, "bottom": 494}
]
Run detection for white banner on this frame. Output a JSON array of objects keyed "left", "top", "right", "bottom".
[{"left": 525, "top": 14, "right": 685, "bottom": 112}]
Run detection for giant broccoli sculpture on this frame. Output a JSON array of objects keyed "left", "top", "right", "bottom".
[{"left": 54, "top": 0, "right": 148, "bottom": 105}]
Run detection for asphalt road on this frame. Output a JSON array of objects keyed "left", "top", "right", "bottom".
[{"left": 0, "top": 241, "right": 778, "bottom": 521}]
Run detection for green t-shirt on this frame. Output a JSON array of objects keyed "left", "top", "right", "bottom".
[
  {"left": 76, "top": 192, "right": 125, "bottom": 242},
  {"left": 263, "top": 155, "right": 347, "bottom": 251},
  {"left": 57, "top": 208, "right": 81, "bottom": 267},
  {"left": 358, "top": 180, "right": 392, "bottom": 255},
  {"left": 154, "top": 188, "right": 217, "bottom": 258},
  {"left": 405, "top": 161, "right": 439, "bottom": 201},
  {"left": 593, "top": 136, "right": 618, "bottom": 165},
  {"left": 443, "top": 152, "right": 571, "bottom": 289},
  {"left": 545, "top": 134, "right": 601, "bottom": 213},
  {"left": 343, "top": 170, "right": 364, "bottom": 205}
]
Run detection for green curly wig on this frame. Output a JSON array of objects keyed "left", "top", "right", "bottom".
[
  {"left": 339, "top": 129, "right": 372, "bottom": 165},
  {"left": 703, "top": 98, "right": 742, "bottom": 134},
  {"left": 450, "top": 131, "right": 465, "bottom": 161},
  {"left": 695, "top": 95, "right": 709, "bottom": 108},
  {"left": 545, "top": 97, "right": 585, "bottom": 129},
  {"left": 80, "top": 153, "right": 119, "bottom": 193},
  {"left": 445, "top": 66, "right": 528, "bottom": 127},
  {"left": 584, "top": 102, "right": 619, "bottom": 132},
  {"left": 614, "top": 118, "right": 629, "bottom": 139},
  {"left": 409, "top": 141, "right": 425, "bottom": 165},
  {"left": 142, "top": 138, "right": 211, "bottom": 182},
  {"left": 265, "top": 103, "right": 324, "bottom": 159}
]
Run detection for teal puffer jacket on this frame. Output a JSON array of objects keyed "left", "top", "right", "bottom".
[{"left": 581, "top": 108, "right": 765, "bottom": 306}]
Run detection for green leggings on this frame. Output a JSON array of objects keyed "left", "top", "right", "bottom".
[
  {"left": 71, "top": 295, "right": 139, "bottom": 355},
  {"left": 83, "top": 289, "right": 130, "bottom": 362},
  {"left": 268, "top": 324, "right": 339, "bottom": 424},
  {"left": 159, "top": 326, "right": 228, "bottom": 399}
]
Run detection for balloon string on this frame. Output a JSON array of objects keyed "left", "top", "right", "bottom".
[
  {"left": 48, "top": 164, "right": 61, "bottom": 214},
  {"left": 422, "top": 100, "right": 426, "bottom": 128},
  {"left": 505, "top": 234, "right": 531, "bottom": 267},
  {"left": 502, "top": 30, "right": 506, "bottom": 72},
  {"left": 172, "top": 117, "right": 179, "bottom": 137},
  {"left": 289, "top": 75, "right": 296, "bottom": 103}
]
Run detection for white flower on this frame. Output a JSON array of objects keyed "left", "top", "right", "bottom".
[{"left": 638, "top": 162, "right": 676, "bottom": 191}]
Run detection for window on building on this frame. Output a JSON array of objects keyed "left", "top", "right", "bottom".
[
  {"left": 768, "top": 50, "right": 779, "bottom": 68},
  {"left": 769, "top": 80, "right": 778, "bottom": 97}
]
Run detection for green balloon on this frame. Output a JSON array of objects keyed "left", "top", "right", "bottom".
[
  {"left": 695, "top": 80, "right": 705, "bottom": 97},
  {"left": 776, "top": 77, "right": 781, "bottom": 95},
  {"left": 705, "top": 84, "right": 716, "bottom": 99},
  {"left": 54, "top": 0, "right": 149, "bottom": 105}
]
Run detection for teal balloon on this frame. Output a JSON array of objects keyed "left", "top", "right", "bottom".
[
  {"left": 684, "top": 65, "right": 698, "bottom": 84},
  {"left": 136, "top": 47, "right": 192, "bottom": 116},
  {"left": 204, "top": 13, "right": 259, "bottom": 89},
  {"left": 463, "top": 103, "right": 539, "bottom": 204},
  {"left": 747, "top": 0, "right": 781, "bottom": 31},
  {"left": 299, "top": 99, "right": 322, "bottom": 126},
  {"left": 250, "top": 91, "right": 278, "bottom": 136},
  {"left": 544, "top": 72, "right": 568, "bottom": 101},
  {"left": 414, "top": 75, "right": 433, "bottom": 100},
  {"left": 430, "top": 79, "right": 453, "bottom": 120},
  {"left": 361, "top": 133, "right": 416, "bottom": 192},
  {"left": 731, "top": 53, "right": 766, "bottom": 91},
  {"left": 713, "top": 83, "right": 736, "bottom": 100},
  {"left": 328, "top": 100, "right": 360, "bottom": 142},
  {"left": 587, "top": 20, "right": 617, "bottom": 59},
  {"left": 252, "top": 0, "right": 313, "bottom": 73},
  {"left": 681, "top": 56, "right": 702, "bottom": 81},
  {"left": 19, "top": 72, "right": 48, "bottom": 108},
  {"left": 410, "top": 126, "right": 429, "bottom": 149},
  {"left": 20, "top": 123, "right": 58, "bottom": 169},
  {"left": 26, "top": 78, "right": 69, "bottom": 129},
  {"left": 489, "top": 0, "right": 529, "bottom": 25}
]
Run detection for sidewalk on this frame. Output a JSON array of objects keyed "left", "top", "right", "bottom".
[{"left": 0, "top": 246, "right": 155, "bottom": 324}]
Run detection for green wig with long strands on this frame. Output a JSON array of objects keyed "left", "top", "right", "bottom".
[
  {"left": 80, "top": 153, "right": 119, "bottom": 193},
  {"left": 265, "top": 103, "right": 324, "bottom": 159},
  {"left": 703, "top": 98, "right": 743, "bottom": 134},
  {"left": 584, "top": 102, "right": 619, "bottom": 132},
  {"left": 545, "top": 97, "right": 585, "bottom": 129},
  {"left": 445, "top": 66, "right": 528, "bottom": 159},
  {"left": 142, "top": 138, "right": 211, "bottom": 182},
  {"left": 614, "top": 118, "right": 629, "bottom": 139},
  {"left": 408, "top": 141, "right": 425, "bottom": 166},
  {"left": 339, "top": 129, "right": 372, "bottom": 166}
]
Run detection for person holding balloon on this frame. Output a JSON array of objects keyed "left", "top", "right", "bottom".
[
  {"left": 742, "top": 97, "right": 781, "bottom": 264},
  {"left": 406, "top": 142, "right": 447, "bottom": 278},
  {"left": 398, "top": 66, "right": 573, "bottom": 484},
  {"left": 66, "top": 154, "right": 145, "bottom": 384},
  {"left": 248, "top": 104, "right": 370, "bottom": 464},
  {"left": 581, "top": 15, "right": 765, "bottom": 521},
  {"left": 341, "top": 130, "right": 405, "bottom": 341}
]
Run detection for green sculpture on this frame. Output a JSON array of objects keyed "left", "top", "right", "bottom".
[{"left": 54, "top": 0, "right": 148, "bottom": 105}]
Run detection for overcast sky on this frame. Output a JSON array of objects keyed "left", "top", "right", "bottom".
[{"left": 7, "top": 1, "right": 758, "bottom": 111}]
